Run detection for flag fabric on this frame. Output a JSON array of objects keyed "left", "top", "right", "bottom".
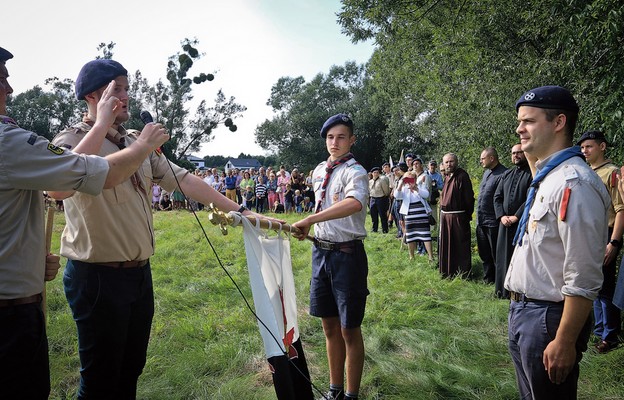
[
  {"left": 399, "top": 149, "right": 405, "bottom": 163},
  {"left": 389, "top": 156, "right": 394, "bottom": 168},
  {"left": 238, "top": 216, "right": 313, "bottom": 400}
]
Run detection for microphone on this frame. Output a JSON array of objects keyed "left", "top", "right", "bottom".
[{"left": 140, "top": 110, "right": 154, "bottom": 125}]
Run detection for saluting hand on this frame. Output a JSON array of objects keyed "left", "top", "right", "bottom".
[{"left": 96, "top": 80, "right": 124, "bottom": 128}]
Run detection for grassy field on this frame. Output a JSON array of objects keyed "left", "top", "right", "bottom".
[{"left": 45, "top": 210, "right": 624, "bottom": 399}]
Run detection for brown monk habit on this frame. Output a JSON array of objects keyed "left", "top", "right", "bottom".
[{"left": 438, "top": 167, "right": 475, "bottom": 278}]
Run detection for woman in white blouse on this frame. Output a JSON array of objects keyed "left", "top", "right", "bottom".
[{"left": 394, "top": 171, "right": 434, "bottom": 261}]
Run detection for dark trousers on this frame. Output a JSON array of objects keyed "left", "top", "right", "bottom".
[
  {"left": 0, "top": 300, "right": 50, "bottom": 399},
  {"left": 508, "top": 300, "right": 589, "bottom": 399},
  {"left": 256, "top": 196, "right": 266, "bottom": 213},
  {"left": 594, "top": 231, "right": 621, "bottom": 343},
  {"left": 392, "top": 199, "right": 403, "bottom": 237},
  {"left": 370, "top": 196, "right": 389, "bottom": 233},
  {"left": 65, "top": 260, "right": 155, "bottom": 400},
  {"left": 476, "top": 224, "right": 498, "bottom": 283}
]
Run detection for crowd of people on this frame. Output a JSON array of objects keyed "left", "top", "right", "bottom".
[
  {"left": 3, "top": 40, "right": 624, "bottom": 400},
  {"left": 150, "top": 165, "right": 318, "bottom": 215}
]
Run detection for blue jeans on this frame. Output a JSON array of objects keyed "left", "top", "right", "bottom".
[
  {"left": 64, "top": 260, "right": 154, "bottom": 399},
  {"left": 0, "top": 300, "right": 50, "bottom": 399},
  {"left": 508, "top": 300, "right": 589, "bottom": 400}
]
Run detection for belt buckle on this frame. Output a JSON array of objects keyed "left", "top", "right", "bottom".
[{"left": 315, "top": 239, "right": 334, "bottom": 251}]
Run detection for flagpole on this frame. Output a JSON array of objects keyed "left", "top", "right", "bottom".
[{"left": 206, "top": 204, "right": 314, "bottom": 242}]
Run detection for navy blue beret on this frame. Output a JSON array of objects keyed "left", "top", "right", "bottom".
[
  {"left": 397, "top": 162, "right": 408, "bottom": 172},
  {"left": 0, "top": 47, "right": 14, "bottom": 63},
  {"left": 515, "top": 85, "right": 578, "bottom": 113},
  {"left": 370, "top": 166, "right": 381, "bottom": 173},
  {"left": 320, "top": 113, "right": 353, "bottom": 138},
  {"left": 75, "top": 59, "right": 128, "bottom": 100},
  {"left": 577, "top": 130, "right": 608, "bottom": 146}
]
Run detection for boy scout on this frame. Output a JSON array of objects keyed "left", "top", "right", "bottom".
[
  {"left": 0, "top": 46, "right": 169, "bottom": 400},
  {"left": 293, "top": 114, "right": 369, "bottom": 400},
  {"left": 505, "top": 86, "right": 609, "bottom": 399},
  {"left": 48, "top": 59, "right": 254, "bottom": 399},
  {"left": 578, "top": 130, "right": 624, "bottom": 353}
]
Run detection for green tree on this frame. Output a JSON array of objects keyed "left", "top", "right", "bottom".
[
  {"left": 7, "top": 77, "right": 82, "bottom": 140},
  {"left": 128, "top": 38, "right": 247, "bottom": 165},
  {"left": 338, "top": 0, "right": 624, "bottom": 173},
  {"left": 256, "top": 61, "right": 387, "bottom": 171}
]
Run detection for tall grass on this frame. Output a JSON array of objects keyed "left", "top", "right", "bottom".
[{"left": 45, "top": 210, "right": 624, "bottom": 399}]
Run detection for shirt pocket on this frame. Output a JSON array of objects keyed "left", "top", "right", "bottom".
[{"left": 528, "top": 202, "right": 549, "bottom": 246}]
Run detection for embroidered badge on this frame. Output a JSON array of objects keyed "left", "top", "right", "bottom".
[
  {"left": 154, "top": 147, "right": 162, "bottom": 156},
  {"left": 524, "top": 92, "right": 536, "bottom": 101},
  {"left": 27, "top": 133, "right": 37, "bottom": 145},
  {"left": 47, "top": 143, "right": 64, "bottom": 155}
]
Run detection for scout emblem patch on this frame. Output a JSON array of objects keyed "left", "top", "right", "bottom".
[{"left": 47, "top": 143, "right": 65, "bottom": 155}]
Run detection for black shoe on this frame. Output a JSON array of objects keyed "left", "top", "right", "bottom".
[{"left": 595, "top": 340, "right": 619, "bottom": 354}]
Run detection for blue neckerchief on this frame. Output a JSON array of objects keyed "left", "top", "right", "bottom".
[{"left": 512, "top": 146, "right": 583, "bottom": 246}]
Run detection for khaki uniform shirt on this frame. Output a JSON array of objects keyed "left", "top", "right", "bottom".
[
  {"left": 369, "top": 175, "right": 390, "bottom": 198},
  {"left": 593, "top": 161, "right": 624, "bottom": 228},
  {"left": 505, "top": 154, "right": 610, "bottom": 302},
  {"left": 312, "top": 158, "right": 368, "bottom": 242},
  {"left": 52, "top": 122, "right": 188, "bottom": 262},
  {"left": 0, "top": 117, "right": 109, "bottom": 298}
]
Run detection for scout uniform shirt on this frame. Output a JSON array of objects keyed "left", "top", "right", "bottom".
[
  {"left": 0, "top": 117, "right": 109, "bottom": 298},
  {"left": 312, "top": 158, "right": 369, "bottom": 242},
  {"left": 52, "top": 122, "right": 188, "bottom": 263},
  {"left": 505, "top": 154, "right": 610, "bottom": 302},
  {"left": 593, "top": 161, "right": 624, "bottom": 229}
]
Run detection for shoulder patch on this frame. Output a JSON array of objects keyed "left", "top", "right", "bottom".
[
  {"left": 47, "top": 143, "right": 65, "bottom": 155},
  {"left": 27, "top": 133, "right": 37, "bottom": 145}
]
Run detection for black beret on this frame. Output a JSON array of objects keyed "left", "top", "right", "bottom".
[
  {"left": 397, "top": 162, "right": 408, "bottom": 172},
  {"left": 428, "top": 160, "right": 437, "bottom": 166},
  {"left": 405, "top": 153, "right": 415, "bottom": 159},
  {"left": 413, "top": 157, "right": 423, "bottom": 164},
  {"left": 382, "top": 162, "right": 390, "bottom": 167},
  {"left": 75, "top": 59, "right": 128, "bottom": 100},
  {"left": 577, "top": 130, "right": 608, "bottom": 146},
  {"left": 515, "top": 85, "right": 578, "bottom": 113},
  {"left": 370, "top": 167, "right": 381, "bottom": 173},
  {"left": 320, "top": 113, "right": 353, "bottom": 138},
  {"left": 0, "top": 47, "right": 14, "bottom": 63}
]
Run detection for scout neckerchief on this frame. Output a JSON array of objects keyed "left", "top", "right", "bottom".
[
  {"left": 83, "top": 117, "right": 147, "bottom": 196},
  {"left": 512, "top": 146, "right": 583, "bottom": 246},
  {"left": 315, "top": 153, "right": 354, "bottom": 213},
  {"left": 0, "top": 116, "right": 18, "bottom": 126}
]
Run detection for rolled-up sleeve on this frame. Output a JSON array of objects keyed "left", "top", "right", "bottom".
[{"left": 560, "top": 180, "right": 608, "bottom": 300}]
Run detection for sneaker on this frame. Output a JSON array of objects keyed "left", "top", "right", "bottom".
[{"left": 317, "top": 390, "right": 344, "bottom": 400}]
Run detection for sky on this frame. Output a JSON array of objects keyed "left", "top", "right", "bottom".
[{"left": 2, "top": 0, "right": 374, "bottom": 157}]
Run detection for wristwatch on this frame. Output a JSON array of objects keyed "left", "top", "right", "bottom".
[
  {"left": 609, "top": 239, "right": 622, "bottom": 248},
  {"left": 237, "top": 205, "right": 248, "bottom": 213}
]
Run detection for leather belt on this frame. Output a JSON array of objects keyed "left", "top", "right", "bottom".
[
  {"left": 96, "top": 260, "right": 148, "bottom": 269},
  {"left": 509, "top": 291, "right": 563, "bottom": 304},
  {"left": 313, "top": 238, "right": 360, "bottom": 254},
  {"left": 0, "top": 293, "right": 42, "bottom": 308}
]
